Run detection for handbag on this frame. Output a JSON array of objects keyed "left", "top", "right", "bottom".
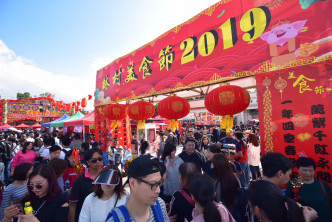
[{"left": 319, "top": 180, "right": 332, "bottom": 213}]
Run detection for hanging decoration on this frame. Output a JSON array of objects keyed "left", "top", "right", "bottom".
[
  {"left": 204, "top": 84, "right": 250, "bottom": 132},
  {"left": 105, "top": 104, "right": 126, "bottom": 129},
  {"left": 81, "top": 98, "right": 87, "bottom": 108},
  {"left": 88, "top": 95, "right": 93, "bottom": 100},
  {"left": 128, "top": 100, "right": 155, "bottom": 129},
  {"left": 157, "top": 95, "right": 190, "bottom": 132}
]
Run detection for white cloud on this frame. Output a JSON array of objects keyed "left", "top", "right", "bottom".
[{"left": 0, "top": 39, "right": 96, "bottom": 110}]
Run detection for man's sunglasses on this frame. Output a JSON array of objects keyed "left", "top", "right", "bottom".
[
  {"left": 27, "top": 184, "right": 43, "bottom": 190},
  {"left": 89, "top": 157, "right": 103, "bottom": 163},
  {"left": 136, "top": 177, "right": 163, "bottom": 190}
]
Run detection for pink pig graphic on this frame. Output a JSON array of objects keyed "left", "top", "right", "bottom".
[
  {"left": 260, "top": 20, "right": 307, "bottom": 66},
  {"left": 260, "top": 20, "right": 307, "bottom": 46}
]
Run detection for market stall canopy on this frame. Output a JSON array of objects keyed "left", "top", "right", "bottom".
[
  {"left": 0, "top": 124, "right": 13, "bottom": 130},
  {"left": 16, "top": 123, "right": 31, "bottom": 128},
  {"left": 31, "top": 123, "right": 42, "bottom": 128},
  {"left": 51, "top": 112, "right": 85, "bottom": 128},
  {"left": 41, "top": 114, "right": 69, "bottom": 128},
  {"left": 64, "top": 111, "right": 95, "bottom": 127}
]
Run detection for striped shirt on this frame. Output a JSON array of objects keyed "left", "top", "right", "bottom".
[{"left": 0, "top": 184, "right": 28, "bottom": 220}]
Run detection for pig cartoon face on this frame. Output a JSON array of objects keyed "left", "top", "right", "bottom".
[{"left": 260, "top": 20, "right": 307, "bottom": 46}]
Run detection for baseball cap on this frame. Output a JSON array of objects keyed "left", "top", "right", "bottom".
[{"left": 128, "top": 155, "right": 160, "bottom": 179}]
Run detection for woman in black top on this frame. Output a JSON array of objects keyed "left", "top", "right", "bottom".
[
  {"left": 3, "top": 164, "right": 68, "bottom": 222},
  {"left": 169, "top": 162, "right": 200, "bottom": 222}
]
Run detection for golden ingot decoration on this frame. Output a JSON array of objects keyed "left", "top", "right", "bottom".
[{"left": 297, "top": 133, "right": 311, "bottom": 142}]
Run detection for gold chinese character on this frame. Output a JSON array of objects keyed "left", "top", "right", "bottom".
[
  {"left": 292, "top": 75, "right": 315, "bottom": 94},
  {"left": 315, "top": 86, "right": 325, "bottom": 94},
  {"left": 219, "top": 91, "right": 235, "bottom": 105},
  {"left": 139, "top": 56, "right": 154, "bottom": 79},
  {"left": 288, "top": 71, "right": 297, "bottom": 79},
  {"left": 125, "top": 62, "right": 138, "bottom": 83},
  {"left": 113, "top": 68, "right": 123, "bottom": 85},
  {"left": 102, "top": 75, "right": 110, "bottom": 90},
  {"left": 158, "top": 45, "right": 175, "bottom": 71}
]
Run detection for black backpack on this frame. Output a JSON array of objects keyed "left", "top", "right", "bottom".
[
  {"left": 232, "top": 187, "right": 253, "bottom": 222},
  {"left": 0, "top": 141, "right": 12, "bottom": 162}
]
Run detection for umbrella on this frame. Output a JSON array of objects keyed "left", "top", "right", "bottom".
[{"left": 31, "top": 123, "right": 42, "bottom": 128}]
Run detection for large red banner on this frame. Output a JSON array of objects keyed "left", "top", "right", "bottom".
[
  {"left": 95, "top": 0, "right": 332, "bottom": 105},
  {"left": 257, "top": 60, "right": 332, "bottom": 184}
]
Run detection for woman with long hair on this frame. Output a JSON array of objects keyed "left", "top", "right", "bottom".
[
  {"left": 249, "top": 180, "right": 305, "bottom": 222},
  {"left": 248, "top": 133, "right": 261, "bottom": 180},
  {"left": 202, "top": 144, "right": 221, "bottom": 177},
  {"left": 79, "top": 165, "right": 128, "bottom": 222},
  {"left": 11, "top": 141, "right": 37, "bottom": 176},
  {"left": 190, "top": 174, "right": 235, "bottom": 222},
  {"left": 0, "top": 163, "right": 33, "bottom": 221},
  {"left": 169, "top": 162, "right": 200, "bottom": 222},
  {"left": 200, "top": 136, "right": 209, "bottom": 152},
  {"left": 212, "top": 154, "right": 240, "bottom": 212},
  {"left": 160, "top": 143, "right": 183, "bottom": 204},
  {"left": 3, "top": 164, "right": 69, "bottom": 222}
]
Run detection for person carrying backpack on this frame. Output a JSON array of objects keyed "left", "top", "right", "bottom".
[
  {"left": 105, "top": 155, "right": 169, "bottom": 222},
  {"left": 0, "top": 135, "right": 13, "bottom": 185}
]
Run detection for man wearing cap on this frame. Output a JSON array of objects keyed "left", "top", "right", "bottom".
[
  {"left": 106, "top": 155, "right": 169, "bottom": 222},
  {"left": 178, "top": 137, "right": 206, "bottom": 171}
]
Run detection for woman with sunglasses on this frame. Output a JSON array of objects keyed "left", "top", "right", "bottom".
[
  {"left": 10, "top": 141, "right": 38, "bottom": 176},
  {"left": 79, "top": 165, "right": 128, "bottom": 222},
  {"left": 3, "top": 164, "right": 69, "bottom": 222},
  {"left": 69, "top": 148, "right": 103, "bottom": 222}
]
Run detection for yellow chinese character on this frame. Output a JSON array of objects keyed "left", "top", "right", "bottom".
[
  {"left": 113, "top": 68, "right": 123, "bottom": 85},
  {"left": 158, "top": 45, "right": 175, "bottom": 71},
  {"left": 292, "top": 75, "right": 315, "bottom": 94},
  {"left": 102, "top": 75, "right": 111, "bottom": 90},
  {"left": 288, "top": 71, "right": 297, "bottom": 79},
  {"left": 315, "top": 86, "right": 325, "bottom": 94},
  {"left": 125, "top": 62, "right": 138, "bottom": 83},
  {"left": 139, "top": 56, "right": 154, "bottom": 79}
]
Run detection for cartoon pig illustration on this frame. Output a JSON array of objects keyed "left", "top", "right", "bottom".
[{"left": 260, "top": 20, "right": 307, "bottom": 66}]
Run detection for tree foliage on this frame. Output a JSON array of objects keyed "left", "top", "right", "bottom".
[
  {"left": 39, "top": 92, "right": 55, "bottom": 98},
  {"left": 17, "top": 92, "right": 31, "bottom": 100}
]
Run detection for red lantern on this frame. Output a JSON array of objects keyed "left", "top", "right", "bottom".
[
  {"left": 81, "top": 98, "right": 87, "bottom": 108},
  {"left": 157, "top": 95, "right": 190, "bottom": 131},
  {"left": 204, "top": 85, "right": 250, "bottom": 132},
  {"left": 128, "top": 101, "right": 155, "bottom": 129},
  {"left": 65, "top": 104, "right": 72, "bottom": 113},
  {"left": 76, "top": 101, "right": 81, "bottom": 106},
  {"left": 88, "top": 95, "right": 93, "bottom": 100},
  {"left": 104, "top": 104, "right": 126, "bottom": 129}
]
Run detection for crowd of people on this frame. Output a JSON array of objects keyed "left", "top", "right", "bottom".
[{"left": 0, "top": 124, "right": 330, "bottom": 222}]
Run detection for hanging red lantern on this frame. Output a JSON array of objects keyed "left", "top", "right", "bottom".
[
  {"left": 72, "top": 102, "right": 76, "bottom": 107},
  {"left": 76, "top": 101, "right": 81, "bottom": 106},
  {"left": 104, "top": 104, "right": 126, "bottom": 129},
  {"left": 157, "top": 95, "right": 190, "bottom": 131},
  {"left": 78, "top": 108, "right": 82, "bottom": 111},
  {"left": 81, "top": 98, "right": 87, "bottom": 108},
  {"left": 88, "top": 95, "right": 93, "bottom": 100},
  {"left": 204, "top": 84, "right": 250, "bottom": 132},
  {"left": 128, "top": 101, "right": 155, "bottom": 129},
  {"left": 65, "top": 104, "right": 72, "bottom": 113}
]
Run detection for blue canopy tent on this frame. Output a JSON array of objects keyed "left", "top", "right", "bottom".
[{"left": 41, "top": 114, "right": 69, "bottom": 128}]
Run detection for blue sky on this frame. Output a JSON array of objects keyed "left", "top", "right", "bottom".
[{"left": 0, "top": 0, "right": 219, "bottom": 108}]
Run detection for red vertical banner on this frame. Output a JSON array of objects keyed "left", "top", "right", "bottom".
[{"left": 257, "top": 60, "right": 332, "bottom": 184}]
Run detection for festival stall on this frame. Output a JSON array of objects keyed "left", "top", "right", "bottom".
[
  {"left": 0, "top": 124, "right": 13, "bottom": 130},
  {"left": 51, "top": 112, "right": 85, "bottom": 128},
  {"left": 63, "top": 111, "right": 95, "bottom": 127},
  {"left": 94, "top": 0, "right": 332, "bottom": 183},
  {"left": 15, "top": 123, "right": 31, "bottom": 129},
  {"left": 41, "top": 114, "right": 70, "bottom": 128},
  {"left": 31, "top": 123, "right": 42, "bottom": 128}
]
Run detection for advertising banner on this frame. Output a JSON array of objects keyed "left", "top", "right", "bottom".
[
  {"left": 257, "top": 60, "right": 332, "bottom": 184},
  {"left": 95, "top": 0, "right": 332, "bottom": 105}
]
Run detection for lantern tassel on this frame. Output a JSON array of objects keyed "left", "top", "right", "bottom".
[
  {"left": 138, "top": 120, "right": 146, "bottom": 130},
  {"left": 167, "top": 119, "right": 179, "bottom": 132},
  {"left": 221, "top": 115, "right": 234, "bottom": 133},
  {"left": 110, "top": 120, "right": 119, "bottom": 129}
]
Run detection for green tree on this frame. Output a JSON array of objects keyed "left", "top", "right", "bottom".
[
  {"left": 17, "top": 92, "right": 31, "bottom": 99},
  {"left": 39, "top": 92, "right": 55, "bottom": 98}
]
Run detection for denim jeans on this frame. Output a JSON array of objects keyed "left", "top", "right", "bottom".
[
  {"left": 2, "top": 161, "right": 11, "bottom": 185},
  {"left": 157, "top": 149, "right": 164, "bottom": 160},
  {"left": 239, "top": 161, "right": 250, "bottom": 187},
  {"left": 249, "top": 165, "right": 261, "bottom": 180}
]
